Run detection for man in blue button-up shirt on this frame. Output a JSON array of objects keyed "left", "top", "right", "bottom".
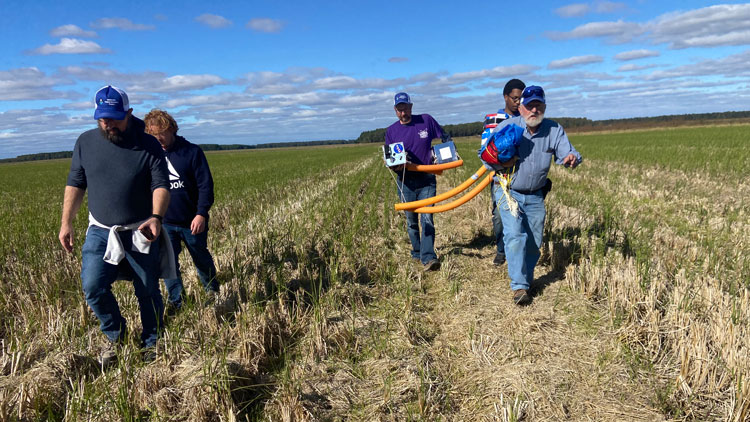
[{"left": 487, "top": 85, "right": 582, "bottom": 306}]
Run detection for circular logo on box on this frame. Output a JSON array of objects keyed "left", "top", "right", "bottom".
[{"left": 394, "top": 144, "right": 403, "bottom": 153}]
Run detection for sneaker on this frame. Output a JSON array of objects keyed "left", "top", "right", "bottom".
[
  {"left": 424, "top": 259, "right": 441, "bottom": 272},
  {"left": 513, "top": 289, "right": 531, "bottom": 306},
  {"left": 493, "top": 252, "right": 506, "bottom": 266},
  {"left": 100, "top": 342, "right": 118, "bottom": 370}
]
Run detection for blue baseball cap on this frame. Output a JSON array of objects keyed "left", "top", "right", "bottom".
[
  {"left": 520, "top": 85, "right": 545, "bottom": 106},
  {"left": 394, "top": 92, "right": 412, "bottom": 106},
  {"left": 94, "top": 85, "right": 130, "bottom": 120}
]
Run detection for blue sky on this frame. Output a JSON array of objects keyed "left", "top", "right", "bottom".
[{"left": 2, "top": 0, "right": 750, "bottom": 158}]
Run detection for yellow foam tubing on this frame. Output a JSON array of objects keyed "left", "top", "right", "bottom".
[
  {"left": 405, "top": 159, "right": 463, "bottom": 173},
  {"left": 395, "top": 165, "right": 488, "bottom": 211},
  {"left": 413, "top": 171, "right": 495, "bottom": 214}
]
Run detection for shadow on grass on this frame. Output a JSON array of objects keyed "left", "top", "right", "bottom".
[
  {"left": 443, "top": 230, "right": 496, "bottom": 258},
  {"left": 530, "top": 269, "right": 565, "bottom": 298}
]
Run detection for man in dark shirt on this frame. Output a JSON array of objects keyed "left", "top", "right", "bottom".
[
  {"left": 59, "top": 85, "right": 170, "bottom": 366},
  {"left": 145, "top": 109, "right": 218, "bottom": 314}
]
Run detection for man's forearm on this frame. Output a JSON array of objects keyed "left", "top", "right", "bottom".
[
  {"left": 62, "top": 186, "right": 85, "bottom": 225},
  {"left": 152, "top": 187, "right": 170, "bottom": 217}
]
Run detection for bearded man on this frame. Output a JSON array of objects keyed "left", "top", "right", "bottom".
[
  {"left": 487, "top": 85, "right": 582, "bottom": 306},
  {"left": 59, "top": 85, "right": 171, "bottom": 366}
]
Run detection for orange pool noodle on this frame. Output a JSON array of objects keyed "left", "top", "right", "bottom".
[
  {"left": 413, "top": 171, "right": 495, "bottom": 214},
  {"left": 405, "top": 159, "right": 463, "bottom": 172},
  {"left": 395, "top": 166, "right": 487, "bottom": 211}
]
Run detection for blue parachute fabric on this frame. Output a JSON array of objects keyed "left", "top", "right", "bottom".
[{"left": 491, "top": 123, "right": 525, "bottom": 162}]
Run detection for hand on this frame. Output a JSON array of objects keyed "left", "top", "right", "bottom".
[
  {"left": 562, "top": 154, "right": 579, "bottom": 169},
  {"left": 59, "top": 224, "right": 74, "bottom": 253},
  {"left": 500, "top": 156, "right": 518, "bottom": 168},
  {"left": 391, "top": 164, "right": 406, "bottom": 172},
  {"left": 138, "top": 217, "right": 162, "bottom": 243},
  {"left": 191, "top": 215, "right": 207, "bottom": 235}
]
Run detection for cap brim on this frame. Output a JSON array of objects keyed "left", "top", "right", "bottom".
[
  {"left": 94, "top": 109, "right": 127, "bottom": 120},
  {"left": 394, "top": 100, "right": 411, "bottom": 106},
  {"left": 521, "top": 96, "right": 545, "bottom": 105}
]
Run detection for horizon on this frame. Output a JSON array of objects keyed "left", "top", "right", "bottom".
[{"left": 2, "top": 1, "right": 750, "bottom": 159}]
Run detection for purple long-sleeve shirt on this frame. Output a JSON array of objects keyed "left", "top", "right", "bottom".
[{"left": 384, "top": 114, "right": 445, "bottom": 165}]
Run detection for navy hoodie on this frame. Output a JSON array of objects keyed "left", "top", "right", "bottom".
[{"left": 162, "top": 136, "right": 214, "bottom": 227}]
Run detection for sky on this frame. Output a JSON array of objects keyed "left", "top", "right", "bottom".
[{"left": 2, "top": 0, "right": 750, "bottom": 158}]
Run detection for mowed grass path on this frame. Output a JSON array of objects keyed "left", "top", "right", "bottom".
[{"left": 0, "top": 125, "right": 748, "bottom": 421}]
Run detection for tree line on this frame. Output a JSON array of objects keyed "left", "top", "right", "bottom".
[{"left": 3, "top": 110, "right": 749, "bottom": 163}]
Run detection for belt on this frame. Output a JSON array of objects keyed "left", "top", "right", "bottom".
[{"left": 512, "top": 188, "right": 540, "bottom": 195}]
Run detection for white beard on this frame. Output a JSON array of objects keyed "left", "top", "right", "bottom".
[{"left": 523, "top": 112, "right": 544, "bottom": 128}]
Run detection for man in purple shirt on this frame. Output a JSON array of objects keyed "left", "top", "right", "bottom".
[{"left": 385, "top": 92, "right": 449, "bottom": 271}]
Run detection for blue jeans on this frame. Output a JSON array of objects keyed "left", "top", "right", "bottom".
[
  {"left": 494, "top": 187, "right": 546, "bottom": 291},
  {"left": 489, "top": 180, "right": 504, "bottom": 254},
  {"left": 81, "top": 226, "right": 164, "bottom": 347},
  {"left": 163, "top": 224, "right": 218, "bottom": 308},
  {"left": 399, "top": 173, "right": 437, "bottom": 264}
]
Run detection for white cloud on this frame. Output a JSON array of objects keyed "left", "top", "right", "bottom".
[
  {"left": 555, "top": 1, "right": 625, "bottom": 17},
  {"left": 57, "top": 66, "right": 227, "bottom": 94},
  {"left": 91, "top": 18, "right": 155, "bottom": 31},
  {"left": 650, "top": 4, "right": 750, "bottom": 49},
  {"left": 6, "top": 42, "right": 750, "bottom": 159},
  {"left": 63, "top": 101, "right": 94, "bottom": 110},
  {"left": 246, "top": 18, "right": 284, "bottom": 33},
  {"left": 28, "top": 38, "right": 110, "bottom": 55},
  {"left": 616, "top": 63, "right": 658, "bottom": 72},
  {"left": 642, "top": 49, "right": 750, "bottom": 80},
  {"left": 549, "top": 4, "right": 750, "bottom": 49},
  {"left": 546, "top": 20, "right": 644, "bottom": 43},
  {"left": 311, "top": 76, "right": 359, "bottom": 90},
  {"left": 548, "top": 55, "right": 604, "bottom": 69},
  {"left": 195, "top": 14, "right": 232, "bottom": 28},
  {"left": 388, "top": 57, "right": 409, "bottom": 63},
  {"left": 58, "top": 65, "right": 165, "bottom": 85},
  {"left": 595, "top": 1, "right": 626, "bottom": 13},
  {"left": 556, "top": 4, "right": 590, "bottom": 18},
  {"left": 0, "top": 68, "right": 76, "bottom": 101},
  {"left": 614, "top": 49, "right": 660, "bottom": 61},
  {"left": 50, "top": 24, "right": 97, "bottom": 38},
  {"left": 131, "top": 74, "right": 228, "bottom": 92}
]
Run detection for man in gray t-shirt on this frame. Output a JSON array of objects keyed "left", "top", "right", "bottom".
[{"left": 59, "top": 85, "right": 170, "bottom": 366}]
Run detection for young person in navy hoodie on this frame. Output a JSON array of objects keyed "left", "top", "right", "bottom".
[{"left": 145, "top": 109, "right": 218, "bottom": 313}]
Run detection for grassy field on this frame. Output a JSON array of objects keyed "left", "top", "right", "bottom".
[{"left": 0, "top": 125, "right": 748, "bottom": 421}]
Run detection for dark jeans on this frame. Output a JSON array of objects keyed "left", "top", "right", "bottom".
[
  {"left": 81, "top": 226, "right": 163, "bottom": 347},
  {"left": 490, "top": 180, "right": 504, "bottom": 254},
  {"left": 163, "top": 224, "right": 218, "bottom": 308},
  {"left": 398, "top": 172, "right": 438, "bottom": 264}
]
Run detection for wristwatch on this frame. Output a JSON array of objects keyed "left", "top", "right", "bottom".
[{"left": 151, "top": 214, "right": 163, "bottom": 222}]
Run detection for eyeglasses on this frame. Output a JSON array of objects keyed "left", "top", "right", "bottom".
[{"left": 506, "top": 95, "right": 521, "bottom": 103}]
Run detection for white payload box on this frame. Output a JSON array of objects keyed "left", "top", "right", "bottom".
[{"left": 382, "top": 142, "right": 407, "bottom": 167}]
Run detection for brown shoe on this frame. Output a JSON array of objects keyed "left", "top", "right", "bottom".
[
  {"left": 424, "top": 259, "right": 441, "bottom": 271},
  {"left": 513, "top": 289, "right": 531, "bottom": 306}
]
